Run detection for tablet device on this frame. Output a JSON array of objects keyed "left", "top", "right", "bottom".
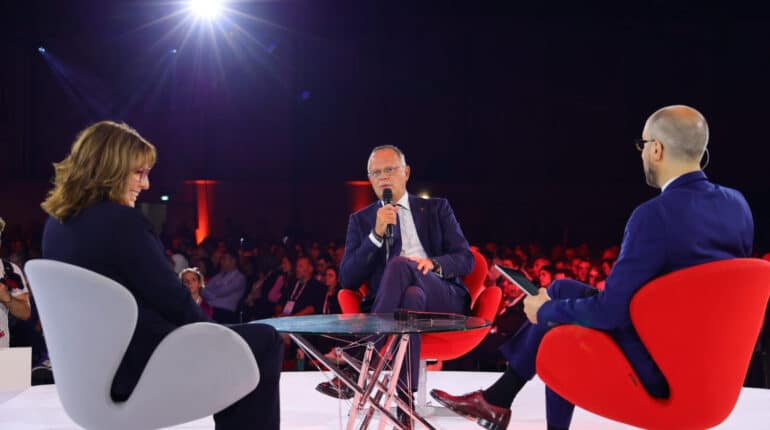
[{"left": 495, "top": 265, "right": 540, "bottom": 296}]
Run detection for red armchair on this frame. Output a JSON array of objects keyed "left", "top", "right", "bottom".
[
  {"left": 418, "top": 249, "right": 501, "bottom": 408},
  {"left": 536, "top": 258, "right": 770, "bottom": 430},
  {"left": 420, "top": 248, "right": 499, "bottom": 363},
  {"left": 338, "top": 286, "right": 365, "bottom": 314}
]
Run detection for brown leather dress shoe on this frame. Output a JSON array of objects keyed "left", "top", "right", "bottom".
[{"left": 430, "top": 389, "right": 511, "bottom": 430}]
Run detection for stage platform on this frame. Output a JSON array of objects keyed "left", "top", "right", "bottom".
[{"left": 1, "top": 371, "right": 768, "bottom": 429}]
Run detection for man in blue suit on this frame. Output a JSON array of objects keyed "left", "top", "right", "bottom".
[
  {"left": 431, "top": 105, "right": 754, "bottom": 430},
  {"left": 320, "top": 145, "right": 474, "bottom": 425}
]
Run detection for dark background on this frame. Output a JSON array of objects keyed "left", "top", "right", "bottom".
[{"left": 1, "top": 1, "right": 769, "bottom": 250}]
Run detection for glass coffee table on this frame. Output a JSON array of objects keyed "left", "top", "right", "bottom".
[{"left": 256, "top": 313, "right": 490, "bottom": 430}]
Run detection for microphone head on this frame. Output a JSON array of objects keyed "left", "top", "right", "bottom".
[{"left": 382, "top": 188, "right": 393, "bottom": 204}]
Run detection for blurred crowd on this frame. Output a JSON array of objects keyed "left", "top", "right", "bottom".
[{"left": 3, "top": 225, "right": 769, "bottom": 375}]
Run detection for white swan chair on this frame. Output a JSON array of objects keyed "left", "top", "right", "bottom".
[{"left": 25, "top": 259, "right": 260, "bottom": 430}]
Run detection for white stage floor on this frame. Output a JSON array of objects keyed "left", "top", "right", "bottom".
[{"left": 1, "top": 371, "right": 769, "bottom": 429}]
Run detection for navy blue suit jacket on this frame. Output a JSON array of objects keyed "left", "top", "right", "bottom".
[
  {"left": 339, "top": 195, "right": 474, "bottom": 309},
  {"left": 42, "top": 201, "right": 210, "bottom": 399},
  {"left": 538, "top": 171, "right": 754, "bottom": 392}
]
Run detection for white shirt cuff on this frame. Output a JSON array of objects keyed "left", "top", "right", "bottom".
[{"left": 368, "top": 232, "right": 384, "bottom": 248}]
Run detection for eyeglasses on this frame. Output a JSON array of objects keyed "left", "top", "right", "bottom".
[
  {"left": 367, "top": 165, "right": 403, "bottom": 179},
  {"left": 133, "top": 168, "right": 151, "bottom": 181},
  {"left": 634, "top": 138, "right": 656, "bottom": 152}
]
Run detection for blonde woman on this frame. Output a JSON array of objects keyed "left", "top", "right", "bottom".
[{"left": 41, "top": 121, "right": 282, "bottom": 430}]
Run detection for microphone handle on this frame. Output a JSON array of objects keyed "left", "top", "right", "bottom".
[{"left": 385, "top": 223, "right": 394, "bottom": 239}]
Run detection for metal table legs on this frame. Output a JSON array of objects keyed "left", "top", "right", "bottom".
[{"left": 288, "top": 333, "right": 436, "bottom": 430}]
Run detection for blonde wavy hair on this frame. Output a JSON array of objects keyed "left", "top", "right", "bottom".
[{"left": 42, "top": 121, "right": 156, "bottom": 222}]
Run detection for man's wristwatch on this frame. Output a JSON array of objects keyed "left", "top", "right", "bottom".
[
  {"left": 372, "top": 229, "right": 384, "bottom": 243},
  {"left": 430, "top": 258, "right": 443, "bottom": 277}
]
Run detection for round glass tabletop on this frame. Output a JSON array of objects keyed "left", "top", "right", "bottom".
[{"left": 253, "top": 313, "right": 490, "bottom": 335}]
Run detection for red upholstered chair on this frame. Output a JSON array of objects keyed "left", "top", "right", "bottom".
[
  {"left": 420, "top": 249, "right": 493, "bottom": 357},
  {"left": 338, "top": 284, "right": 366, "bottom": 314},
  {"left": 418, "top": 249, "right": 501, "bottom": 408},
  {"left": 536, "top": 258, "right": 770, "bottom": 430}
]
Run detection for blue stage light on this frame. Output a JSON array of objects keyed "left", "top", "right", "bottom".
[
  {"left": 161, "top": 195, "right": 170, "bottom": 202},
  {"left": 38, "top": 47, "right": 46, "bottom": 53},
  {"left": 189, "top": 0, "right": 222, "bottom": 19},
  {"left": 301, "top": 90, "right": 311, "bottom": 100},
  {"left": 170, "top": 48, "right": 177, "bottom": 54}
]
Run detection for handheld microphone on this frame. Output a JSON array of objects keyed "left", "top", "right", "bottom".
[{"left": 382, "top": 188, "right": 394, "bottom": 241}]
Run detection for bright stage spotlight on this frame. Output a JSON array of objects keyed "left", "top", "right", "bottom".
[
  {"left": 38, "top": 46, "right": 46, "bottom": 53},
  {"left": 189, "top": 0, "right": 222, "bottom": 19}
]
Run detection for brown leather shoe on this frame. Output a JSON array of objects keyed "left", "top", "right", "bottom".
[{"left": 430, "top": 389, "right": 511, "bottom": 430}]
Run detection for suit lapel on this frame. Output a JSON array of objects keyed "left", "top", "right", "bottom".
[{"left": 409, "top": 195, "right": 433, "bottom": 256}]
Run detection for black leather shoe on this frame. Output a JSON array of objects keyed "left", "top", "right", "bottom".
[
  {"left": 430, "top": 389, "right": 511, "bottom": 430},
  {"left": 315, "top": 367, "right": 357, "bottom": 399},
  {"left": 316, "top": 377, "right": 354, "bottom": 399}
]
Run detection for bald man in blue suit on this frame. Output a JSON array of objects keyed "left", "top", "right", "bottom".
[{"left": 432, "top": 105, "right": 754, "bottom": 430}]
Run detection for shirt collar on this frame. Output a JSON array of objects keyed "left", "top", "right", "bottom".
[
  {"left": 661, "top": 175, "right": 681, "bottom": 192},
  {"left": 396, "top": 193, "right": 410, "bottom": 210},
  {"left": 380, "top": 192, "right": 411, "bottom": 210}
]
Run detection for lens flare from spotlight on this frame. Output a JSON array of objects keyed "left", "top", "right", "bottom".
[
  {"left": 189, "top": 0, "right": 222, "bottom": 19},
  {"left": 38, "top": 47, "right": 46, "bottom": 53}
]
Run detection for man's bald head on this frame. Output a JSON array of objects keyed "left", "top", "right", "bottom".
[{"left": 643, "top": 105, "right": 709, "bottom": 163}]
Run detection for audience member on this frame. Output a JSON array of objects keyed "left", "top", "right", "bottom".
[
  {"left": 202, "top": 248, "right": 247, "bottom": 323},
  {"left": 241, "top": 271, "right": 274, "bottom": 322},
  {"left": 322, "top": 266, "right": 342, "bottom": 315},
  {"left": 279, "top": 256, "right": 325, "bottom": 317},
  {"left": 0, "top": 216, "right": 32, "bottom": 348},
  {"left": 537, "top": 265, "right": 555, "bottom": 288},
  {"left": 179, "top": 267, "right": 213, "bottom": 318},
  {"left": 266, "top": 256, "right": 294, "bottom": 306}
]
